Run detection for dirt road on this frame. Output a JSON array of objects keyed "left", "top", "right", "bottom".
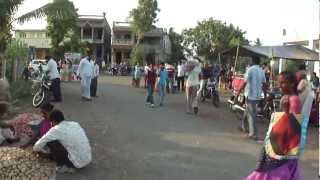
[{"left": 55, "top": 76, "right": 318, "bottom": 180}]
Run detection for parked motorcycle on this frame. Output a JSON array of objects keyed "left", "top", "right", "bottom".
[
  {"left": 32, "top": 72, "right": 51, "bottom": 108},
  {"left": 199, "top": 78, "right": 220, "bottom": 107},
  {"left": 228, "top": 88, "right": 281, "bottom": 121}
]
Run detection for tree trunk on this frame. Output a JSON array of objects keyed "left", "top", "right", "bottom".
[{"left": 13, "top": 59, "right": 18, "bottom": 81}]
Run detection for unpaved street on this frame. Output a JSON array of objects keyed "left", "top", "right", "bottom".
[{"left": 54, "top": 76, "right": 318, "bottom": 180}]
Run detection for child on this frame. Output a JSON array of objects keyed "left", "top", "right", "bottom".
[{"left": 21, "top": 103, "right": 54, "bottom": 148}]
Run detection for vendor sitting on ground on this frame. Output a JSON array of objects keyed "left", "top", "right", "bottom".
[
  {"left": 33, "top": 109, "right": 92, "bottom": 172},
  {"left": 0, "top": 122, "right": 19, "bottom": 145},
  {"left": 21, "top": 103, "right": 54, "bottom": 148},
  {"left": 0, "top": 102, "right": 19, "bottom": 145}
]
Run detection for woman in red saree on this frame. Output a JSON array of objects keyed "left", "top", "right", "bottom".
[{"left": 246, "top": 71, "right": 304, "bottom": 180}]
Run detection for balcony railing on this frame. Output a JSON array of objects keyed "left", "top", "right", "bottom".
[{"left": 112, "top": 39, "right": 134, "bottom": 46}]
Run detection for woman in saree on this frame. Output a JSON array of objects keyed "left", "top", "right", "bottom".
[{"left": 246, "top": 71, "right": 306, "bottom": 180}]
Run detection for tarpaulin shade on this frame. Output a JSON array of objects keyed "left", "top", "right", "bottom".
[{"left": 223, "top": 45, "right": 319, "bottom": 61}]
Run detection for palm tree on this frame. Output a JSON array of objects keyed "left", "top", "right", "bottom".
[
  {"left": 0, "top": 0, "right": 24, "bottom": 78},
  {"left": 0, "top": 0, "right": 24, "bottom": 53},
  {"left": 17, "top": 0, "right": 78, "bottom": 58},
  {"left": 17, "top": 0, "right": 77, "bottom": 24}
]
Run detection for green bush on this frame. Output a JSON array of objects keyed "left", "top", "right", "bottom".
[{"left": 10, "top": 79, "right": 32, "bottom": 100}]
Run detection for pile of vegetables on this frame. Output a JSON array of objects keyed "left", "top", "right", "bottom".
[{"left": 0, "top": 147, "right": 56, "bottom": 180}]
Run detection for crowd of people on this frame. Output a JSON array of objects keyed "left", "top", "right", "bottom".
[
  {"left": 1, "top": 52, "right": 319, "bottom": 178},
  {"left": 130, "top": 59, "right": 234, "bottom": 114}
]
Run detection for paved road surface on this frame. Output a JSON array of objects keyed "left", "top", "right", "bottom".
[{"left": 54, "top": 76, "right": 318, "bottom": 180}]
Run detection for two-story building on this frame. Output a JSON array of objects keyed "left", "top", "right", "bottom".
[
  {"left": 14, "top": 29, "right": 51, "bottom": 59},
  {"left": 78, "top": 13, "right": 112, "bottom": 66},
  {"left": 112, "top": 22, "right": 171, "bottom": 65}
]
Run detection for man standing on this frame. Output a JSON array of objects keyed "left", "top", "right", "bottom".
[
  {"left": 90, "top": 59, "right": 99, "bottom": 97},
  {"left": 46, "top": 56, "right": 62, "bottom": 102},
  {"left": 239, "top": 56, "right": 266, "bottom": 140},
  {"left": 158, "top": 63, "right": 168, "bottom": 106},
  {"left": 185, "top": 60, "right": 201, "bottom": 115},
  {"left": 134, "top": 63, "right": 142, "bottom": 88},
  {"left": 145, "top": 63, "right": 156, "bottom": 108},
  {"left": 77, "top": 54, "right": 93, "bottom": 101},
  {"left": 177, "top": 61, "right": 185, "bottom": 92},
  {"left": 165, "top": 63, "right": 175, "bottom": 93}
]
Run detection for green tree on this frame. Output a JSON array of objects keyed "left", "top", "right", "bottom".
[
  {"left": 254, "top": 38, "right": 262, "bottom": 46},
  {"left": 129, "top": 0, "right": 160, "bottom": 46},
  {"left": 130, "top": 46, "right": 144, "bottom": 66},
  {"left": 182, "top": 18, "right": 249, "bottom": 61},
  {"left": 4, "top": 39, "right": 28, "bottom": 81},
  {"left": 0, "top": 0, "right": 24, "bottom": 78},
  {"left": 17, "top": 0, "right": 79, "bottom": 58},
  {"left": 168, "top": 28, "right": 185, "bottom": 63}
]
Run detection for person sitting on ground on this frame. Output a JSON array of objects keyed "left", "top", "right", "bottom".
[
  {"left": 0, "top": 89, "right": 19, "bottom": 145},
  {"left": 0, "top": 122, "right": 19, "bottom": 145},
  {"left": 21, "top": 103, "right": 54, "bottom": 148},
  {"left": 33, "top": 109, "right": 92, "bottom": 172}
]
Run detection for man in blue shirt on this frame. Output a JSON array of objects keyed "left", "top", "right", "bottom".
[
  {"left": 158, "top": 63, "right": 168, "bottom": 106},
  {"left": 239, "top": 56, "right": 266, "bottom": 140}
]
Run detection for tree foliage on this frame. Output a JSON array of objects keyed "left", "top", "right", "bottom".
[
  {"left": 18, "top": 0, "right": 79, "bottom": 58},
  {"left": 182, "top": 18, "right": 249, "bottom": 60},
  {"left": 0, "top": 0, "right": 24, "bottom": 53},
  {"left": 129, "top": 0, "right": 160, "bottom": 45},
  {"left": 4, "top": 39, "right": 28, "bottom": 81},
  {"left": 4, "top": 39, "right": 28, "bottom": 61},
  {"left": 130, "top": 46, "right": 144, "bottom": 66},
  {"left": 168, "top": 28, "right": 184, "bottom": 63}
]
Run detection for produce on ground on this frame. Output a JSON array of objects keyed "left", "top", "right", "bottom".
[{"left": 0, "top": 147, "right": 56, "bottom": 180}]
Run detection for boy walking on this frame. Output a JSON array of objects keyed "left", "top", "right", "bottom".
[
  {"left": 158, "top": 63, "right": 168, "bottom": 106},
  {"left": 145, "top": 64, "right": 156, "bottom": 108}
]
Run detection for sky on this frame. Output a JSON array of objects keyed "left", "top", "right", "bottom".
[{"left": 14, "top": 0, "right": 319, "bottom": 46}]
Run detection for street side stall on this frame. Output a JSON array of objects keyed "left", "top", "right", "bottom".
[{"left": 223, "top": 45, "right": 319, "bottom": 122}]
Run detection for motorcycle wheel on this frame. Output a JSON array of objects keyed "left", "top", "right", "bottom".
[
  {"left": 212, "top": 94, "right": 220, "bottom": 107},
  {"left": 33, "top": 89, "right": 45, "bottom": 108}
]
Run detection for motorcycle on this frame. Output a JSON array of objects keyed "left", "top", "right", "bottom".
[
  {"left": 228, "top": 88, "right": 281, "bottom": 121},
  {"left": 199, "top": 78, "right": 220, "bottom": 107},
  {"left": 32, "top": 72, "right": 51, "bottom": 108}
]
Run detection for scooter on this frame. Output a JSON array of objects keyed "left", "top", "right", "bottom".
[{"left": 199, "top": 78, "right": 220, "bottom": 107}]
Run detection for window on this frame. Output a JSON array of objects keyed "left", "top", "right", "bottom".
[
  {"left": 19, "top": 32, "right": 26, "bottom": 38},
  {"left": 124, "top": 34, "right": 131, "bottom": 40}
]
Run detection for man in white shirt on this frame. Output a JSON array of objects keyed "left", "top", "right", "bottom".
[
  {"left": 90, "top": 59, "right": 100, "bottom": 97},
  {"left": 33, "top": 110, "right": 92, "bottom": 172},
  {"left": 45, "top": 56, "right": 62, "bottom": 102},
  {"left": 185, "top": 60, "right": 201, "bottom": 115},
  {"left": 239, "top": 56, "right": 266, "bottom": 140},
  {"left": 177, "top": 61, "right": 185, "bottom": 92},
  {"left": 77, "top": 55, "right": 93, "bottom": 101}
]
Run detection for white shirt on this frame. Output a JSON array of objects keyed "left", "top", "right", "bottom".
[
  {"left": 186, "top": 65, "right": 201, "bottom": 87},
  {"left": 33, "top": 121, "right": 92, "bottom": 168},
  {"left": 244, "top": 65, "right": 266, "bottom": 100},
  {"left": 77, "top": 57, "right": 93, "bottom": 78},
  {"left": 177, "top": 64, "right": 185, "bottom": 77},
  {"left": 47, "top": 59, "right": 60, "bottom": 80}
]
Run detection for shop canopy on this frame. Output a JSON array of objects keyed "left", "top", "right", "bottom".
[{"left": 223, "top": 45, "right": 319, "bottom": 61}]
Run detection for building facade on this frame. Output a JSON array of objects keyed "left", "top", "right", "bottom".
[
  {"left": 78, "top": 13, "right": 112, "bottom": 66},
  {"left": 112, "top": 22, "right": 171, "bottom": 65},
  {"left": 14, "top": 29, "right": 51, "bottom": 59}
]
